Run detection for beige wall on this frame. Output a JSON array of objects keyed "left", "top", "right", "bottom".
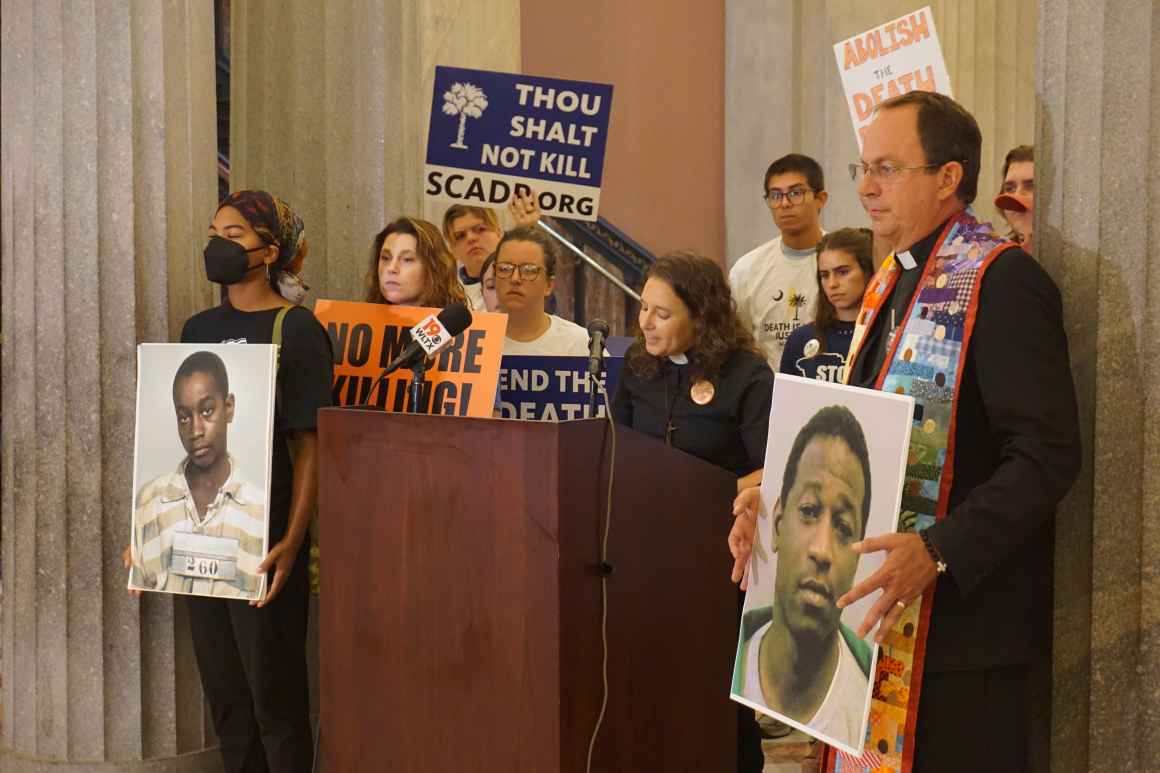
[
  {"left": 522, "top": 1, "right": 725, "bottom": 263},
  {"left": 230, "top": 0, "right": 521, "bottom": 304}
]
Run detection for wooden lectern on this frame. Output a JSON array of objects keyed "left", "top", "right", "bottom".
[{"left": 317, "top": 410, "right": 739, "bottom": 772}]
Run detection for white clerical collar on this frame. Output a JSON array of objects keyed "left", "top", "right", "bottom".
[
  {"left": 896, "top": 250, "right": 917, "bottom": 270},
  {"left": 668, "top": 353, "right": 689, "bottom": 365}
]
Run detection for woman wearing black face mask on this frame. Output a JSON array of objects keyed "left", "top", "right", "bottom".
[{"left": 125, "top": 190, "right": 332, "bottom": 773}]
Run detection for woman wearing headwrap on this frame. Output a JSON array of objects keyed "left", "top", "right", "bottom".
[{"left": 125, "top": 190, "right": 332, "bottom": 772}]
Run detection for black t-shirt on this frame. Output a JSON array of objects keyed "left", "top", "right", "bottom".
[
  {"left": 611, "top": 348, "right": 773, "bottom": 477},
  {"left": 181, "top": 302, "right": 334, "bottom": 543}
]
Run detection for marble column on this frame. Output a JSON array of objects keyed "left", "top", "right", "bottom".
[
  {"left": 1, "top": 0, "right": 219, "bottom": 770},
  {"left": 228, "top": 0, "right": 521, "bottom": 306},
  {"left": 1037, "top": 0, "right": 1160, "bottom": 770},
  {"left": 725, "top": 0, "right": 1037, "bottom": 265}
]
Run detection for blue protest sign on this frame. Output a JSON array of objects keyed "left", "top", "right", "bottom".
[
  {"left": 497, "top": 355, "right": 624, "bottom": 421},
  {"left": 425, "top": 66, "right": 614, "bottom": 222}
]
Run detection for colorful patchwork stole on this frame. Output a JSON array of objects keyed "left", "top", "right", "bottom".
[{"left": 826, "top": 211, "right": 1016, "bottom": 773}]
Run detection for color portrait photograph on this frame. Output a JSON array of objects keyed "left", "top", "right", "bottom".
[
  {"left": 732, "top": 375, "right": 914, "bottom": 755},
  {"left": 127, "top": 343, "right": 278, "bottom": 601}
]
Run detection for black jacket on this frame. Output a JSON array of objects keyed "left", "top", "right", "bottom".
[
  {"left": 849, "top": 221, "right": 1081, "bottom": 671},
  {"left": 612, "top": 347, "right": 773, "bottom": 478}
]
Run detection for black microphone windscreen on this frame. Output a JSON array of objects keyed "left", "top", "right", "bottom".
[
  {"left": 587, "top": 318, "right": 610, "bottom": 337},
  {"left": 437, "top": 303, "right": 473, "bottom": 336}
]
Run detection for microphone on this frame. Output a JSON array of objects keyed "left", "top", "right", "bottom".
[
  {"left": 382, "top": 303, "right": 473, "bottom": 377},
  {"left": 586, "top": 318, "right": 609, "bottom": 377}
]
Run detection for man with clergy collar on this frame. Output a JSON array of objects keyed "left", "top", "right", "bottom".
[{"left": 731, "top": 91, "right": 1080, "bottom": 772}]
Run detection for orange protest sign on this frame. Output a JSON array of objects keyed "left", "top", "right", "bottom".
[{"left": 313, "top": 300, "right": 506, "bottom": 417}]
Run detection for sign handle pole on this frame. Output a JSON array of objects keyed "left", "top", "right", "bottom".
[{"left": 536, "top": 221, "right": 642, "bottom": 302}]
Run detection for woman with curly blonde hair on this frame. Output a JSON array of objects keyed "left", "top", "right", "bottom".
[
  {"left": 364, "top": 216, "right": 470, "bottom": 308},
  {"left": 613, "top": 251, "right": 773, "bottom": 481}
]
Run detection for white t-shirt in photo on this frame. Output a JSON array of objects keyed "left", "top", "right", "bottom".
[
  {"left": 729, "top": 234, "right": 821, "bottom": 366},
  {"left": 742, "top": 619, "right": 868, "bottom": 750},
  {"left": 503, "top": 314, "right": 591, "bottom": 357}
]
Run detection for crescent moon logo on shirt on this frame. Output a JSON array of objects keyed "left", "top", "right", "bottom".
[{"left": 772, "top": 289, "right": 785, "bottom": 302}]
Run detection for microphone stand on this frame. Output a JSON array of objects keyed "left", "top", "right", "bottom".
[
  {"left": 409, "top": 359, "right": 428, "bottom": 414},
  {"left": 586, "top": 357, "right": 603, "bottom": 418}
]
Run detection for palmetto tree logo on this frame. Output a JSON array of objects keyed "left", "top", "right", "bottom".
[
  {"left": 442, "top": 82, "right": 489, "bottom": 150},
  {"left": 788, "top": 291, "right": 807, "bottom": 321}
]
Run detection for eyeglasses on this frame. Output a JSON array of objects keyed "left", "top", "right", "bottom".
[
  {"left": 495, "top": 261, "right": 546, "bottom": 280},
  {"left": 848, "top": 162, "right": 945, "bottom": 182},
  {"left": 763, "top": 187, "right": 812, "bottom": 207}
]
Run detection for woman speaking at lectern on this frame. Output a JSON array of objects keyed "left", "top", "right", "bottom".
[{"left": 611, "top": 250, "right": 773, "bottom": 772}]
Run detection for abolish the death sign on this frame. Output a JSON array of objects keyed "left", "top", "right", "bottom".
[{"left": 425, "top": 65, "right": 614, "bottom": 221}]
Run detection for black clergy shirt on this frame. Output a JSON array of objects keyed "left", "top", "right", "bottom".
[{"left": 612, "top": 347, "right": 773, "bottom": 478}]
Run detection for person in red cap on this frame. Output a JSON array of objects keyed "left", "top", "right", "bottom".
[{"left": 994, "top": 144, "right": 1034, "bottom": 253}]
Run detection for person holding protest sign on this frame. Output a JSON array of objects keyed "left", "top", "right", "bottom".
[
  {"left": 729, "top": 93, "right": 1079, "bottom": 772},
  {"left": 443, "top": 191, "right": 541, "bottom": 310},
  {"left": 779, "top": 228, "right": 874, "bottom": 383},
  {"left": 364, "top": 216, "right": 469, "bottom": 308},
  {"left": 613, "top": 251, "right": 772, "bottom": 479},
  {"left": 730, "top": 154, "right": 829, "bottom": 367},
  {"left": 496, "top": 226, "right": 591, "bottom": 356},
  {"left": 994, "top": 144, "right": 1034, "bottom": 253},
  {"left": 125, "top": 190, "right": 332, "bottom": 773}
]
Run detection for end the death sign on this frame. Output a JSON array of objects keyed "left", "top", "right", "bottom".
[{"left": 425, "top": 65, "right": 614, "bottom": 221}]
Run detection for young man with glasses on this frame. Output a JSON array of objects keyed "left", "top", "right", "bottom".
[
  {"left": 729, "top": 154, "right": 829, "bottom": 366},
  {"left": 495, "top": 227, "right": 591, "bottom": 356}
]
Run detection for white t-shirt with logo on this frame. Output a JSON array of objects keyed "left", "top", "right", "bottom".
[
  {"left": 503, "top": 314, "right": 591, "bottom": 357},
  {"left": 729, "top": 235, "right": 821, "bottom": 366}
]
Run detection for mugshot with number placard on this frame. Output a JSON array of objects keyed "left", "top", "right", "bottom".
[
  {"left": 731, "top": 375, "right": 913, "bottom": 755},
  {"left": 127, "top": 343, "right": 277, "bottom": 601}
]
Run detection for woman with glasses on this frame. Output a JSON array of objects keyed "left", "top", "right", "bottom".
[
  {"left": 778, "top": 228, "right": 874, "bottom": 383},
  {"left": 442, "top": 192, "right": 542, "bottom": 309},
  {"left": 494, "top": 226, "right": 591, "bottom": 355},
  {"left": 364, "top": 216, "right": 470, "bottom": 309}
]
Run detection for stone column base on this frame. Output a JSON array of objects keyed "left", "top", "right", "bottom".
[{"left": 0, "top": 748, "right": 221, "bottom": 773}]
